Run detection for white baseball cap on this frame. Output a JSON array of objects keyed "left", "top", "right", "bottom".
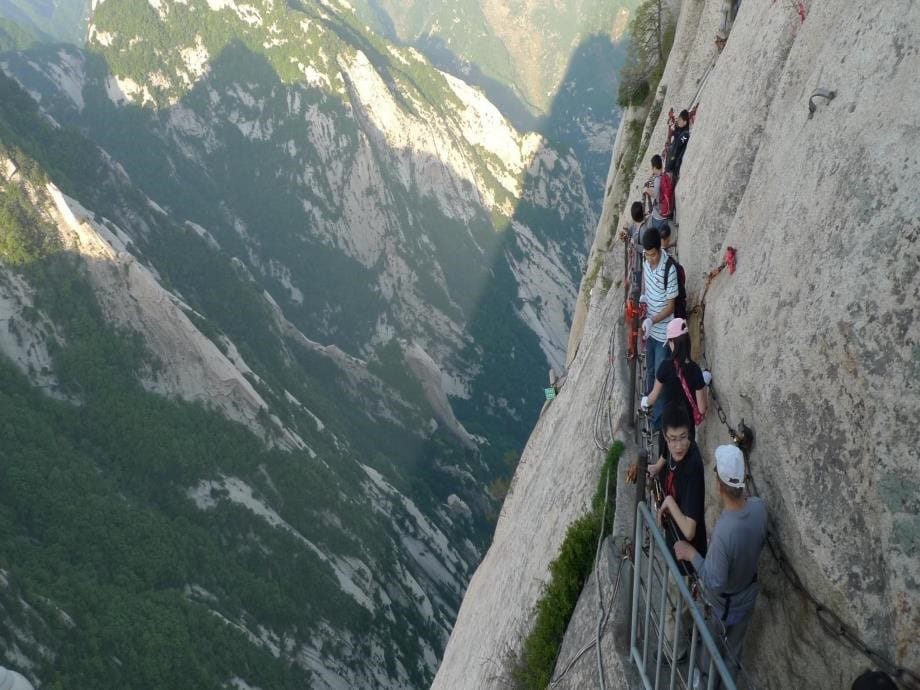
[{"left": 715, "top": 445, "right": 746, "bottom": 488}]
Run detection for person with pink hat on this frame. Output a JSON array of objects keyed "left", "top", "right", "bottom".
[{"left": 641, "top": 316, "right": 709, "bottom": 434}]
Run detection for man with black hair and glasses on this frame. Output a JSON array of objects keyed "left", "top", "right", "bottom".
[
  {"left": 649, "top": 404, "right": 708, "bottom": 569},
  {"left": 648, "top": 404, "right": 707, "bottom": 662}
]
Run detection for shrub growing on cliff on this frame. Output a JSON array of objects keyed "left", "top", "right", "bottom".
[
  {"left": 508, "top": 441, "right": 623, "bottom": 689},
  {"left": 617, "top": 0, "right": 676, "bottom": 108}
]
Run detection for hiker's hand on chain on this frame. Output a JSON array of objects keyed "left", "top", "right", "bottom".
[
  {"left": 658, "top": 496, "right": 675, "bottom": 527},
  {"left": 640, "top": 395, "right": 650, "bottom": 411},
  {"left": 702, "top": 370, "right": 712, "bottom": 386},
  {"left": 674, "top": 540, "right": 696, "bottom": 562}
]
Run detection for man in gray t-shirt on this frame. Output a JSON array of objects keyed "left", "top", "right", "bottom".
[{"left": 675, "top": 445, "right": 767, "bottom": 687}]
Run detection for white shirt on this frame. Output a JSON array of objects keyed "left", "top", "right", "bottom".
[{"left": 643, "top": 249, "right": 678, "bottom": 342}]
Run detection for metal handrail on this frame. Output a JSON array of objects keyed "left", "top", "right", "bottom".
[{"left": 630, "top": 501, "right": 737, "bottom": 690}]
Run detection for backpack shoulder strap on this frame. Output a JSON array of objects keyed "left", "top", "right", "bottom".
[
  {"left": 662, "top": 255, "right": 673, "bottom": 288},
  {"left": 674, "top": 359, "right": 704, "bottom": 425}
]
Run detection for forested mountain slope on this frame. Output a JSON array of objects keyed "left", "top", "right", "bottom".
[
  {"left": 0, "top": 70, "right": 469, "bottom": 689},
  {"left": 0, "top": 0, "right": 600, "bottom": 686}
]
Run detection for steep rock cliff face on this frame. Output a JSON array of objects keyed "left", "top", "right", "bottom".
[
  {"left": 433, "top": 281, "right": 626, "bottom": 689},
  {"left": 437, "top": 0, "right": 920, "bottom": 687}
]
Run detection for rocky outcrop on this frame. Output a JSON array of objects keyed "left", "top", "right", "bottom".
[
  {"left": 45, "top": 178, "right": 308, "bottom": 448},
  {"left": 437, "top": 0, "right": 920, "bottom": 688}
]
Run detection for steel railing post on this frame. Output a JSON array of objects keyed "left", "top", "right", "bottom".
[{"left": 628, "top": 502, "right": 738, "bottom": 690}]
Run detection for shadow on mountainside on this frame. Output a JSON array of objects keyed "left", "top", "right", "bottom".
[
  {"left": 539, "top": 34, "right": 630, "bottom": 208},
  {"left": 408, "top": 34, "right": 540, "bottom": 133},
  {"left": 392, "top": 31, "right": 630, "bottom": 207},
  {"left": 452, "top": 34, "right": 627, "bottom": 466}
]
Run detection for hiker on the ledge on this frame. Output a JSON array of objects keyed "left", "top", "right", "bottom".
[
  {"left": 620, "top": 200, "right": 648, "bottom": 294},
  {"left": 648, "top": 405, "right": 707, "bottom": 566},
  {"left": 659, "top": 223, "right": 675, "bottom": 252},
  {"left": 675, "top": 445, "right": 767, "bottom": 688},
  {"left": 641, "top": 317, "right": 708, "bottom": 444},
  {"left": 643, "top": 154, "right": 671, "bottom": 231},
  {"left": 666, "top": 109, "right": 691, "bottom": 180},
  {"left": 649, "top": 405, "right": 707, "bottom": 663},
  {"left": 639, "top": 228, "right": 677, "bottom": 427},
  {"left": 625, "top": 200, "right": 648, "bottom": 248}
]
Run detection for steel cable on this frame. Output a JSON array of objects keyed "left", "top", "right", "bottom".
[
  {"left": 550, "top": 553, "right": 630, "bottom": 687},
  {"left": 594, "top": 466, "right": 612, "bottom": 690}
]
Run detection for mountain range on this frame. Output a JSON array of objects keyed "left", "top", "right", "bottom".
[{"left": 0, "top": 0, "right": 630, "bottom": 686}]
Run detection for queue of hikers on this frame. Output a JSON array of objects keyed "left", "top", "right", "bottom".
[
  {"left": 619, "top": 108, "right": 766, "bottom": 689},
  {"left": 617, "top": 105, "right": 904, "bottom": 690}
]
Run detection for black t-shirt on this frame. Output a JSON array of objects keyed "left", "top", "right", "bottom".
[
  {"left": 656, "top": 357, "right": 705, "bottom": 423},
  {"left": 662, "top": 442, "right": 707, "bottom": 571}
]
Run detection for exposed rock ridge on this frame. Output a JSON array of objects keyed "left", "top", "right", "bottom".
[
  {"left": 436, "top": 0, "right": 920, "bottom": 688},
  {"left": 12, "top": 167, "right": 306, "bottom": 449}
]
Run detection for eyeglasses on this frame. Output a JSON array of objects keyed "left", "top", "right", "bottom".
[{"left": 664, "top": 433, "right": 690, "bottom": 446}]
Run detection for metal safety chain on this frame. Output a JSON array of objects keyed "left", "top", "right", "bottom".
[
  {"left": 689, "top": 251, "right": 920, "bottom": 689},
  {"left": 690, "top": 250, "right": 737, "bottom": 441}
]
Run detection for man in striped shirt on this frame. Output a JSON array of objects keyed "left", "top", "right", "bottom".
[{"left": 641, "top": 227, "right": 678, "bottom": 427}]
